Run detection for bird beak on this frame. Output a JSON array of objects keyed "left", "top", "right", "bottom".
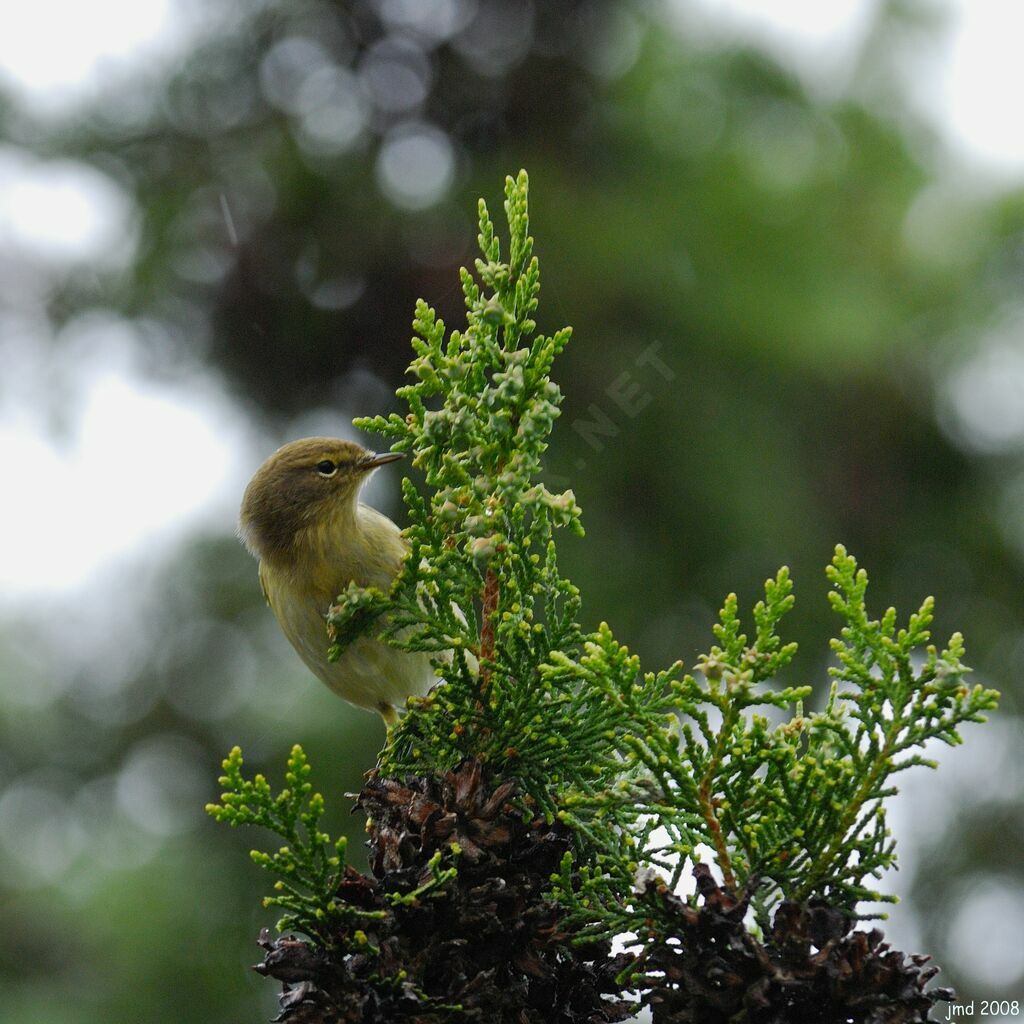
[{"left": 360, "top": 451, "right": 404, "bottom": 470}]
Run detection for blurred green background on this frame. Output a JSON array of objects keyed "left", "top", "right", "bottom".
[{"left": 1, "top": 1, "right": 1022, "bottom": 1020}]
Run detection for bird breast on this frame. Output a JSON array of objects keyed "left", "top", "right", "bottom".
[{"left": 260, "top": 503, "right": 434, "bottom": 713}]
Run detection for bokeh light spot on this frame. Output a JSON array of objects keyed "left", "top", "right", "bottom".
[
  {"left": 375, "top": 0, "right": 474, "bottom": 41},
  {"left": 0, "top": 779, "right": 83, "bottom": 884},
  {"left": 376, "top": 122, "right": 455, "bottom": 211},
  {"left": 115, "top": 736, "right": 208, "bottom": 836},
  {"left": 359, "top": 37, "right": 431, "bottom": 114},
  {"left": 943, "top": 322, "right": 1024, "bottom": 453},
  {"left": 946, "top": 877, "right": 1024, "bottom": 988},
  {"left": 0, "top": 0, "right": 172, "bottom": 103},
  {"left": 296, "top": 66, "right": 368, "bottom": 156},
  {"left": 0, "top": 149, "right": 136, "bottom": 267},
  {"left": 0, "top": 315, "right": 245, "bottom": 600},
  {"left": 259, "top": 37, "right": 335, "bottom": 115}
]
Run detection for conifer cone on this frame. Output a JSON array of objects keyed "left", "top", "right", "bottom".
[
  {"left": 640, "top": 864, "right": 954, "bottom": 1024},
  {"left": 254, "top": 758, "right": 634, "bottom": 1023}
]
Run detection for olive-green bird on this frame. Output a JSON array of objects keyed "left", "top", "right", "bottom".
[{"left": 238, "top": 437, "right": 434, "bottom": 725}]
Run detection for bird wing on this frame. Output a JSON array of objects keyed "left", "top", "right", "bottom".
[
  {"left": 257, "top": 561, "right": 272, "bottom": 606},
  {"left": 351, "top": 504, "right": 411, "bottom": 587}
]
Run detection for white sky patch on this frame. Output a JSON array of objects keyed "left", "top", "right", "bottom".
[
  {"left": 0, "top": 317, "right": 251, "bottom": 601},
  {"left": 938, "top": 309, "right": 1024, "bottom": 455},
  {"left": 946, "top": 877, "right": 1024, "bottom": 988},
  {"left": 674, "top": 0, "right": 1024, "bottom": 178},
  {"left": 609, "top": 822, "right": 721, "bottom": 959},
  {"left": 0, "top": 0, "right": 175, "bottom": 112},
  {"left": 934, "top": 0, "right": 1024, "bottom": 175},
  {"left": 0, "top": 148, "right": 136, "bottom": 268},
  {"left": 0, "top": 0, "right": 1018, "bottom": 175},
  {"left": 679, "top": 0, "right": 873, "bottom": 94},
  {"left": 693, "top": 0, "right": 868, "bottom": 47},
  {"left": 878, "top": 719, "right": 1022, "bottom": 953},
  {"left": 0, "top": 378, "right": 233, "bottom": 596}
]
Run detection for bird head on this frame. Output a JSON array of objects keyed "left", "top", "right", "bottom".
[{"left": 238, "top": 437, "right": 402, "bottom": 564}]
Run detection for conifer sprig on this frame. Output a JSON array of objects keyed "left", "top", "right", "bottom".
[
  {"left": 210, "top": 173, "right": 1000, "bottom": 1001},
  {"left": 788, "top": 545, "right": 996, "bottom": 903},
  {"left": 328, "top": 171, "right": 648, "bottom": 813},
  {"left": 206, "top": 746, "right": 374, "bottom": 945},
  {"left": 554, "top": 548, "right": 1000, "bottom": 946}
]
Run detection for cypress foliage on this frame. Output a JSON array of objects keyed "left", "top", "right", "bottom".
[{"left": 208, "top": 172, "right": 999, "bottom": 1022}]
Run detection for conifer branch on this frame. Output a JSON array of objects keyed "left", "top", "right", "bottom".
[{"left": 209, "top": 172, "right": 1000, "bottom": 1022}]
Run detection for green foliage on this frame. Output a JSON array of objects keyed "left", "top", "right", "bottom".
[
  {"left": 331, "top": 171, "right": 998, "bottom": 924},
  {"left": 327, "top": 582, "right": 390, "bottom": 662},
  {"left": 331, "top": 170, "right": 647, "bottom": 816},
  {"left": 213, "top": 172, "right": 999, "bottom": 961},
  {"left": 206, "top": 745, "right": 381, "bottom": 946},
  {"left": 553, "top": 547, "right": 999, "bottom": 945}
]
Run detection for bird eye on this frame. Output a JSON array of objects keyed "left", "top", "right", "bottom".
[{"left": 316, "top": 460, "right": 337, "bottom": 477}]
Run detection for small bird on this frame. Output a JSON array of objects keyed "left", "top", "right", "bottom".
[{"left": 238, "top": 437, "right": 435, "bottom": 726}]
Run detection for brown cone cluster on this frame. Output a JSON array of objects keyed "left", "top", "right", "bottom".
[
  {"left": 253, "top": 762, "right": 954, "bottom": 1023},
  {"left": 254, "top": 758, "right": 633, "bottom": 1023},
  {"left": 640, "top": 864, "right": 954, "bottom": 1024}
]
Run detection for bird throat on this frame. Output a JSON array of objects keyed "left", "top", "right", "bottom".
[{"left": 253, "top": 495, "right": 359, "bottom": 584}]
